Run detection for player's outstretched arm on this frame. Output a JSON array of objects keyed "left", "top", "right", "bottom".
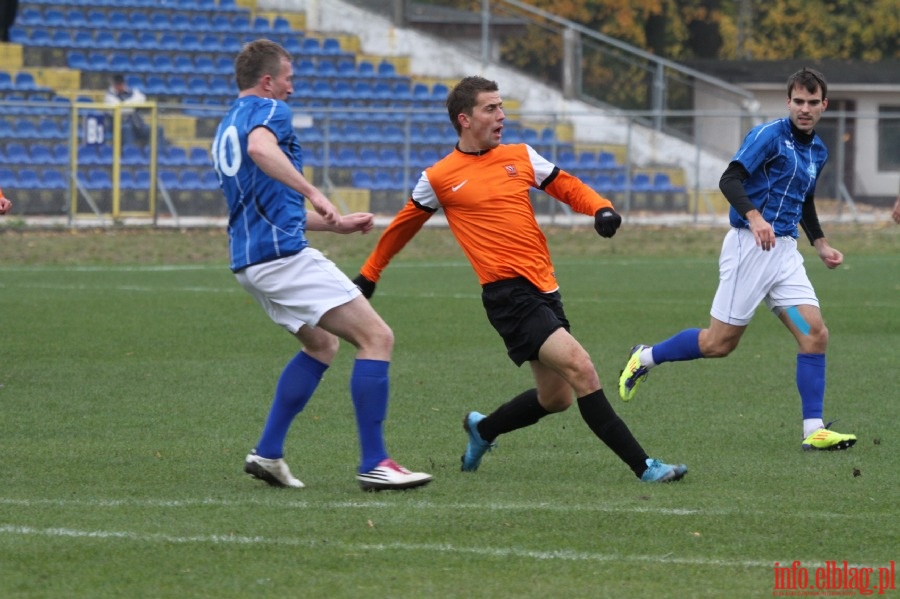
[
  {"left": 307, "top": 211, "right": 374, "bottom": 234},
  {"left": 354, "top": 199, "right": 433, "bottom": 298}
]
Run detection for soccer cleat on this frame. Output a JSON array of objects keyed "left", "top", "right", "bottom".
[
  {"left": 244, "top": 451, "right": 304, "bottom": 488},
  {"left": 356, "top": 458, "right": 433, "bottom": 491},
  {"left": 802, "top": 427, "right": 857, "bottom": 451},
  {"left": 619, "top": 344, "right": 650, "bottom": 402},
  {"left": 640, "top": 458, "right": 688, "bottom": 483},
  {"left": 461, "top": 411, "right": 496, "bottom": 472}
]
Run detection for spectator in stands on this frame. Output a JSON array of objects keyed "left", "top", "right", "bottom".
[
  {"left": 0, "top": 186, "right": 11, "bottom": 214},
  {"left": 104, "top": 74, "right": 150, "bottom": 146},
  {"left": 0, "top": 0, "right": 17, "bottom": 42}
]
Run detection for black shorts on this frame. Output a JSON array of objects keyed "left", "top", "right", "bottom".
[{"left": 481, "top": 277, "right": 569, "bottom": 366}]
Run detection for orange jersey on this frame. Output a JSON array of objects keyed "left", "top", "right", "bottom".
[{"left": 360, "top": 143, "right": 613, "bottom": 292}]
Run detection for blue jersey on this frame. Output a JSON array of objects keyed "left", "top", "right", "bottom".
[
  {"left": 729, "top": 117, "right": 828, "bottom": 238},
  {"left": 211, "top": 96, "right": 309, "bottom": 271}
]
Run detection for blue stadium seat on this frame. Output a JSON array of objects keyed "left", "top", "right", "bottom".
[
  {"left": 14, "top": 72, "right": 39, "bottom": 91},
  {"left": 50, "top": 29, "right": 72, "bottom": 48},
  {"left": 43, "top": 9, "right": 66, "bottom": 27},
  {"left": 632, "top": 172, "right": 653, "bottom": 192},
  {"left": 86, "top": 53, "right": 109, "bottom": 71},
  {"left": 273, "top": 16, "right": 292, "bottom": 33},
  {"left": 18, "top": 7, "right": 42, "bottom": 26},
  {"left": 598, "top": 151, "right": 618, "bottom": 168},
  {"left": 87, "top": 169, "right": 112, "bottom": 190},
  {"left": 321, "top": 38, "right": 343, "bottom": 56},
  {"left": 19, "top": 169, "right": 42, "bottom": 188},
  {"left": 137, "top": 32, "right": 158, "bottom": 49},
  {"left": 160, "top": 146, "right": 188, "bottom": 166},
  {"left": 5, "top": 142, "right": 29, "bottom": 163},
  {"left": 109, "top": 53, "right": 131, "bottom": 73},
  {"left": 41, "top": 168, "right": 68, "bottom": 190},
  {"left": 351, "top": 171, "right": 373, "bottom": 188},
  {"left": 51, "top": 143, "right": 70, "bottom": 164},
  {"left": 159, "top": 170, "right": 179, "bottom": 189},
  {"left": 188, "top": 147, "right": 211, "bottom": 166},
  {"left": 14, "top": 120, "right": 39, "bottom": 138},
  {"left": 94, "top": 30, "right": 117, "bottom": 50},
  {"left": 117, "top": 31, "right": 139, "bottom": 50},
  {"left": 0, "top": 168, "right": 15, "bottom": 187},
  {"left": 70, "top": 31, "right": 94, "bottom": 49},
  {"left": 120, "top": 145, "right": 146, "bottom": 166},
  {"left": 66, "top": 9, "right": 87, "bottom": 28}
]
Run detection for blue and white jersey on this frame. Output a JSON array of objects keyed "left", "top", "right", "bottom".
[
  {"left": 729, "top": 117, "right": 828, "bottom": 238},
  {"left": 211, "top": 95, "right": 309, "bottom": 271}
]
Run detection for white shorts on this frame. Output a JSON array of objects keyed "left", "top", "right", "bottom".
[
  {"left": 235, "top": 248, "right": 361, "bottom": 333},
  {"left": 710, "top": 228, "right": 819, "bottom": 326}
]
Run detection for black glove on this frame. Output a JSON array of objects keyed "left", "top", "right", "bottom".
[
  {"left": 594, "top": 208, "right": 622, "bottom": 238},
  {"left": 353, "top": 273, "right": 376, "bottom": 299}
]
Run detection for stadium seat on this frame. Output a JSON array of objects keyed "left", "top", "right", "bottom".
[
  {"left": 70, "top": 30, "right": 94, "bottom": 49},
  {"left": 14, "top": 72, "right": 39, "bottom": 91},
  {"left": 87, "top": 169, "right": 112, "bottom": 190},
  {"left": 351, "top": 171, "right": 373, "bottom": 188},
  {"left": 50, "top": 29, "right": 72, "bottom": 48},
  {"left": 94, "top": 30, "right": 117, "bottom": 50},
  {"left": 18, "top": 169, "right": 41, "bottom": 188},
  {"left": 632, "top": 172, "right": 653, "bottom": 192},
  {"left": 14, "top": 120, "right": 39, "bottom": 138},
  {"left": 161, "top": 146, "right": 188, "bottom": 166},
  {"left": 41, "top": 169, "right": 68, "bottom": 190},
  {"left": 188, "top": 147, "right": 211, "bottom": 166},
  {"left": 52, "top": 143, "right": 70, "bottom": 164},
  {"left": 5, "top": 142, "right": 29, "bottom": 163},
  {"left": 43, "top": 9, "right": 66, "bottom": 27}
]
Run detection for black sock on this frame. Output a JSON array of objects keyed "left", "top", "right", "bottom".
[
  {"left": 478, "top": 388, "right": 549, "bottom": 442},
  {"left": 577, "top": 389, "right": 649, "bottom": 478}
]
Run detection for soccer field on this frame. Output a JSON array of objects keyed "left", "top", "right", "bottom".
[{"left": 0, "top": 225, "right": 897, "bottom": 598}]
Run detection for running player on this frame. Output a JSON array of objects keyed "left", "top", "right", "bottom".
[
  {"left": 353, "top": 76, "right": 687, "bottom": 483},
  {"left": 618, "top": 67, "right": 856, "bottom": 452},
  {"left": 211, "top": 39, "right": 432, "bottom": 491}
]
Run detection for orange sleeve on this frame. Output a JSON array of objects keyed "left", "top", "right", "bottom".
[
  {"left": 359, "top": 199, "right": 433, "bottom": 282},
  {"left": 544, "top": 170, "right": 613, "bottom": 215}
]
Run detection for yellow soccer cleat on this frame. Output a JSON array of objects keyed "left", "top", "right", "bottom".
[
  {"left": 618, "top": 344, "right": 650, "bottom": 402},
  {"left": 801, "top": 427, "right": 857, "bottom": 451}
]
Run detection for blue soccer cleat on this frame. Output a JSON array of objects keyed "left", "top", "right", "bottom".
[
  {"left": 640, "top": 457, "right": 688, "bottom": 482},
  {"left": 460, "top": 411, "right": 496, "bottom": 472}
]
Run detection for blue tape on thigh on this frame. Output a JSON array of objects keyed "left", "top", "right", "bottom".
[{"left": 785, "top": 306, "right": 811, "bottom": 336}]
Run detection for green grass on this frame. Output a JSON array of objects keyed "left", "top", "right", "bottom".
[{"left": 1, "top": 225, "right": 898, "bottom": 598}]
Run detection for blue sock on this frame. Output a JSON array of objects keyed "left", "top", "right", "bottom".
[
  {"left": 651, "top": 328, "right": 703, "bottom": 364},
  {"left": 256, "top": 352, "right": 328, "bottom": 459},
  {"left": 797, "top": 353, "right": 826, "bottom": 420},
  {"left": 351, "top": 359, "right": 390, "bottom": 473}
]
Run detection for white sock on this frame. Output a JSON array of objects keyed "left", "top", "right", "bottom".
[
  {"left": 640, "top": 347, "right": 656, "bottom": 368},
  {"left": 803, "top": 418, "right": 825, "bottom": 438}
]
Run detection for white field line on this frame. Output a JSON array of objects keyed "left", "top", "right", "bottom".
[
  {"left": 1, "top": 498, "right": 889, "bottom": 570},
  {"left": 0, "top": 524, "right": 806, "bottom": 570},
  {"left": 0, "top": 495, "right": 881, "bottom": 521},
  {"left": 0, "top": 523, "right": 887, "bottom": 572}
]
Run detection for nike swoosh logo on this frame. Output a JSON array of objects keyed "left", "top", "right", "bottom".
[{"left": 451, "top": 180, "right": 468, "bottom": 192}]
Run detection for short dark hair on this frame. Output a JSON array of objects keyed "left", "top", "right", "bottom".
[
  {"left": 787, "top": 67, "right": 827, "bottom": 100},
  {"left": 234, "top": 39, "right": 292, "bottom": 91},
  {"left": 111, "top": 74, "right": 125, "bottom": 85},
  {"left": 446, "top": 76, "right": 499, "bottom": 134}
]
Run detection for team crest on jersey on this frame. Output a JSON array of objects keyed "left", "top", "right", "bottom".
[
  {"left": 504, "top": 165, "right": 518, "bottom": 177},
  {"left": 784, "top": 140, "right": 794, "bottom": 150}
]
